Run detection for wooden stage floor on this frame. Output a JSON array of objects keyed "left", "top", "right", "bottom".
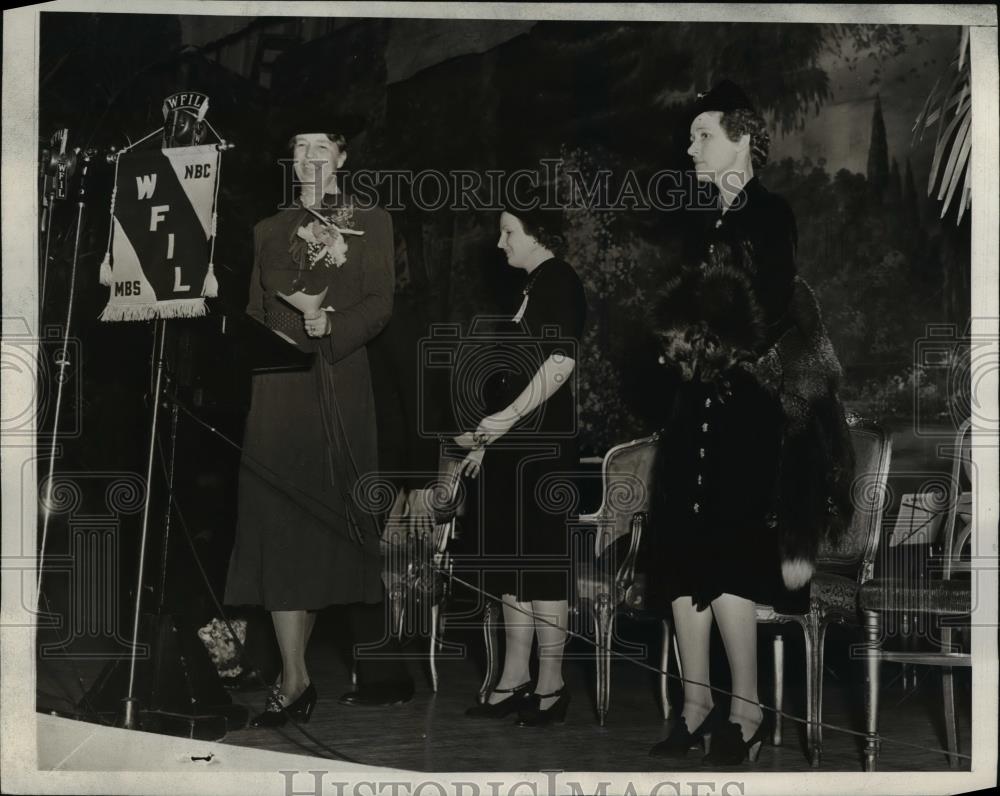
[{"left": 215, "top": 623, "right": 972, "bottom": 774}]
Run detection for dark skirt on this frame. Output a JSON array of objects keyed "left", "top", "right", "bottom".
[
  {"left": 224, "top": 355, "right": 382, "bottom": 611},
  {"left": 479, "top": 436, "right": 577, "bottom": 603},
  {"left": 647, "top": 376, "right": 809, "bottom": 614}
]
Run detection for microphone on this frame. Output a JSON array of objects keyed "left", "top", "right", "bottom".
[{"left": 41, "top": 128, "right": 77, "bottom": 201}]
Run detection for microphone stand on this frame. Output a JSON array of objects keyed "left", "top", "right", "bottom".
[
  {"left": 37, "top": 148, "right": 95, "bottom": 604},
  {"left": 122, "top": 317, "right": 168, "bottom": 730},
  {"left": 39, "top": 129, "right": 76, "bottom": 316}
]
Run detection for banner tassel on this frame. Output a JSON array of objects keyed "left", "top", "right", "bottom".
[
  {"left": 99, "top": 253, "right": 113, "bottom": 286},
  {"left": 201, "top": 262, "right": 218, "bottom": 298}
]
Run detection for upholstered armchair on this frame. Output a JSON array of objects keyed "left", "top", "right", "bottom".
[
  {"left": 382, "top": 447, "right": 465, "bottom": 691},
  {"left": 753, "top": 417, "right": 892, "bottom": 767},
  {"left": 859, "top": 420, "right": 972, "bottom": 770},
  {"left": 476, "top": 433, "right": 665, "bottom": 723},
  {"left": 573, "top": 434, "right": 663, "bottom": 726}
]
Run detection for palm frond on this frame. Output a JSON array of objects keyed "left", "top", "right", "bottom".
[
  {"left": 939, "top": 111, "right": 971, "bottom": 214},
  {"left": 914, "top": 26, "right": 971, "bottom": 224}
]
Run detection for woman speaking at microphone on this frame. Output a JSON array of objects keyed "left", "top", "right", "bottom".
[{"left": 225, "top": 117, "right": 411, "bottom": 728}]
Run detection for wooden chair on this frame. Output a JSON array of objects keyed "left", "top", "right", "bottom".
[
  {"left": 654, "top": 416, "right": 893, "bottom": 766},
  {"left": 381, "top": 447, "right": 465, "bottom": 691},
  {"left": 573, "top": 433, "right": 664, "bottom": 726},
  {"left": 476, "top": 433, "right": 666, "bottom": 723},
  {"left": 859, "top": 420, "right": 972, "bottom": 771}
]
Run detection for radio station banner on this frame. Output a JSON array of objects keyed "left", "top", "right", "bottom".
[{"left": 99, "top": 144, "right": 221, "bottom": 321}]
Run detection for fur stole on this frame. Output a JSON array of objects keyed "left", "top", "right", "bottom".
[{"left": 654, "top": 252, "right": 855, "bottom": 582}]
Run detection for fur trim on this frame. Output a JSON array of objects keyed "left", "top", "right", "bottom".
[
  {"left": 655, "top": 264, "right": 856, "bottom": 573},
  {"left": 781, "top": 558, "right": 815, "bottom": 590},
  {"left": 653, "top": 262, "right": 765, "bottom": 384}
]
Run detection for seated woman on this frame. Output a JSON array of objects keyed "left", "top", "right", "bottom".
[
  {"left": 646, "top": 81, "right": 854, "bottom": 765},
  {"left": 455, "top": 201, "right": 587, "bottom": 727}
]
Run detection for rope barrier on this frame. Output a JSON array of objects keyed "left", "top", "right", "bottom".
[{"left": 49, "top": 390, "right": 968, "bottom": 766}]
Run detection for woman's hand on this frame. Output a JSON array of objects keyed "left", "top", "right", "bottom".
[
  {"left": 304, "top": 310, "right": 331, "bottom": 338},
  {"left": 458, "top": 447, "right": 486, "bottom": 479},
  {"left": 454, "top": 409, "right": 519, "bottom": 450}
]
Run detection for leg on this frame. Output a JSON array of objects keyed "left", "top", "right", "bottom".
[
  {"left": 862, "top": 609, "right": 882, "bottom": 771},
  {"left": 478, "top": 601, "right": 500, "bottom": 704},
  {"left": 242, "top": 608, "right": 281, "bottom": 685},
  {"left": 532, "top": 599, "right": 569, "bottom": 710},
  {"left": 773, "top": 634, "right": 784, "bottom": 746},
  {"left": 711, "top": 594, "right": 763, "bottom": 740},
  {"left": 660, "top": 618, "right": 672, "bottom": 720},
  {"left": 671, "top": 596, "right": 715, "bottom": 730},
  {"left": 271, "top": 610, "right": 310, "bottom": 700},
  {"left": 489, "top": 594, "right": 534, "bottom": 704}
]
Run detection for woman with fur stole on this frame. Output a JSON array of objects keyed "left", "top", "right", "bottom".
[{"left": 647, "top": 82, "right": 854, "bottom": 765}]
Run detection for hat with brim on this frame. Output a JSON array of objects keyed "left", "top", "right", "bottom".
[
  {"left": 273, "top": 107, "right": 367, "bottom": 149},
  {"left": 692, "top": 80, "right": 755, "bottom": 117}
]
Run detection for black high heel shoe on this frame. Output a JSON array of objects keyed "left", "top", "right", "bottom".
[
  {"left": 515, "top": 686, "right": 570, "bottom": 727},
  {"left": 702, "top": 713, "right": 769, "bottom": 765},
  {"left": 649, "top": 703, "right": 724, "bottom": 759},
  {"left": 249, "top": 682, "right": 318, "bottom": 728},
  {"left": 465, "top": 682, "right": 533, "bottom": 718}
]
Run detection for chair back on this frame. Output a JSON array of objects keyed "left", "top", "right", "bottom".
[
  {"left": 430, "top": 449, "right": 467, "bottom": 553},
  {"left": 816, "top": 419, "right": 892, "bottom": 582},
  {"left": 942, "top": 419, "right": 972, "bottom": 578},
  {"left": 580, "top": 434, "right": 660, "bottom": 558}
]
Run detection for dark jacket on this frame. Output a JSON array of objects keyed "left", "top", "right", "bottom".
[{"left": 657, "top": 178, "right": 854, "bottom": 569}]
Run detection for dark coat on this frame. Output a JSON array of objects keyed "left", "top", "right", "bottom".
[
  {"left": 656, "top": 178, "right": 853, "bottom": 573},
  {"left": 226, "top": 194, "right": 394, "bottom": 609}
]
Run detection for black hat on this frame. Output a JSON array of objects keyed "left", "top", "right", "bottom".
[
  {"left": 273, "top": 107, "right": 367, "bottom": 148},
  {"left": 693, "top": 80, "right": 755, "bottom": 116}
]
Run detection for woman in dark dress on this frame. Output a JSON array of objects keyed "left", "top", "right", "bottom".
[
  {"left": 647, "top": 82, "right": 853, "bottom": 764},
  {"left": 456, "top": 204, "right": 586, "bottom": 726},
  {"left": 225, "top": 127, "right": 406, "bottom": 726}
]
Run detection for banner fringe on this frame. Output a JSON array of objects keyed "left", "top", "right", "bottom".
[{"left": 99, "top": 299, "right": 207, "bottom": 323}]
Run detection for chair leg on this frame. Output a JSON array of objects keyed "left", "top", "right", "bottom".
[
  {"left": 862, "top": 609, "right": 882, "bottom": 772},
  {"left": 477, "top": 602, "right": 499, "bottom": 704},
  {"left": 594, "top": 594, "right": 614, "bottom": 726},
  {"left": 659, "top": 618, "right": 672, "bottom": 721},
  {"left": 811, "top": 619, "right": 829, "bottom": 768},
  {"left": 429, "top": 604, "right": 439, "bottom": 693},
  {"left": 389, "top": 584, "right": 404, "bottom": 640},
  {"left": 801, "top": 619, "right": 815, "bottom": 761},
  {"left": 941, "top": 626, "right": 959, "bottom": 768},
  {"left": 773, "top": 633, "right": 784, "bottom": 747},
  {"left": 438, "top": 613, "right": 447, "bottom": 653},
  {"left": 942, "top": 666, "right": 959, "bottom": 769}
]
